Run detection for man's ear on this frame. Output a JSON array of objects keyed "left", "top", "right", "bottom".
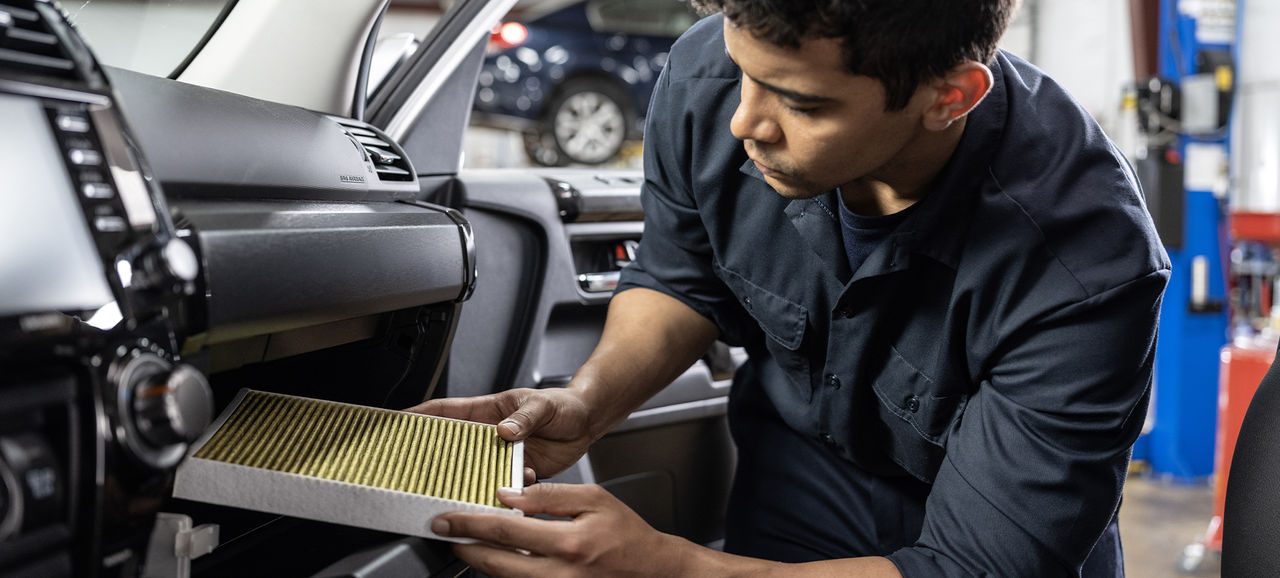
[{"left": 921, "top": 61, "right": 993, "bottom": 131}]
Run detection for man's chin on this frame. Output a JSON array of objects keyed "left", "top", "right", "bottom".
[{"left": 763, "top": 174, "right": 826, "bottom": 200}]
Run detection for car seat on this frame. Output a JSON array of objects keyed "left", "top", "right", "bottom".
[{"left": 1222, "top": 340, "right": 1280, "bottom": 576}]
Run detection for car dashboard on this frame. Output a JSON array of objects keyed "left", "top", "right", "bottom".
[{"left": 0, "top": 1, "right": 474, "bottom": 576}]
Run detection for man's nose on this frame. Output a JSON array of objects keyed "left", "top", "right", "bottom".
[{"left": 730, "top": 81, "right": 782, "bottom": 144}]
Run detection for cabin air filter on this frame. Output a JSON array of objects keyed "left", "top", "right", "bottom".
[{"left": 173, "top": 390, "right": 524, "bottom": 542}]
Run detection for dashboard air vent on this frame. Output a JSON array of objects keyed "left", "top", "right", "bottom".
[
  {"left": 332, "top": 117, "right": 415, "bottom": 182},
  {"left": 0, "top": 1, "right": 77, "bottom": 79}
]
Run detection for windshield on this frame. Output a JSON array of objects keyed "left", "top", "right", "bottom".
[{"left": 66, "top": 0, "right": 233, "bottom": 78}]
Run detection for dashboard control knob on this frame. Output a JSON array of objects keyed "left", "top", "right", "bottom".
[
  {"left": 0, "top": 434, "right": 63, "bottom": 541},
  {"left": 159, "top": 238, "right": 199, "bottom": 283},
  {"left": 112, "top": 353, "right": 213, "bottom": 468},
  {"left": 132, "top": 364, "right": 212, "bottom": 448},
  {"left": 134, "top": 238, "right": 199, "bottom": 291},
  {"left": 0, "top": 455, "right": 17, "bottom": 542}
]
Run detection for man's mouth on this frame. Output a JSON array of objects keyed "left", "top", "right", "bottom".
[{"left": 751, "top": 158, "right": 786, "bottom": 178}]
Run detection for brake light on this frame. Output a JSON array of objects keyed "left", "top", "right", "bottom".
[{"left": 489, "top": 22, "right": 528, "bottom": 51}]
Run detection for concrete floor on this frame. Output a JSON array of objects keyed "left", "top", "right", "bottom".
[{"left": 1119, "top": 475, "right": 1220, "bottom": 577}]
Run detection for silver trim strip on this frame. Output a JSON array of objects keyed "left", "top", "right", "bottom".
[
  {"left": 0, "top": 78, "right": 109, "bottom": 105},
  {"left": 578, "top": 271, "right": 620, "bottom": 293},
  {"left": 89, "top": 105, "right": 157, "bottom": 229},
  {"left": 383, "top": 0, "right": 520, "bottom": 142},
  {"left": 613, "top": 396, "right": 729, "bottom": 434}
]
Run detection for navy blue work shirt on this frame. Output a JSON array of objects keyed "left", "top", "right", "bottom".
[{"left": 617, "top": 15, "right": 1170, "bottom": 578}]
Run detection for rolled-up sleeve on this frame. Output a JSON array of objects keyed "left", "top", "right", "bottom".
[
  {"left": 888, "top": 269, "right": 1169, "bottom": 577},
  {"left": 615, "top": 66, "right": 751, "bottom": 344}
]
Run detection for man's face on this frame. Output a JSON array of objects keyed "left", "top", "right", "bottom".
[{"left": 723, "top": 20, "right": 926, "bottom": 199}]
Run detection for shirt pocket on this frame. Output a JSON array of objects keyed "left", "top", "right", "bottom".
[
  {"left": 714, "top": 264, "right": 811, "bottom": 393},
  {"left": 869, "top": 345, "right": 966, "bottom": 483}
]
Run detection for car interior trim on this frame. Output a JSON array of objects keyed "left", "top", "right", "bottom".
[
  {"left": 166, "top": 0, "right": 240, "bottom": 80},
  {"left": 380, "top": 0, "right": 519, "bottom": 141}
]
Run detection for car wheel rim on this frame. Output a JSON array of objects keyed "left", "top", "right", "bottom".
[{"left": 553, "top": 91, "right": 625, "bottom": 164}]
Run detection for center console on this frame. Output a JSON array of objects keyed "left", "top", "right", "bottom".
[
  {"left": 0, "top": 1, "right": 211, "bottom": 575},
  {"left": 1, "top": 1, "right": 477, "bottom": 576}
]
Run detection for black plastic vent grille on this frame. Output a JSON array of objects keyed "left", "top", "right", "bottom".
[
  {"left": 333, "top": 118, "right": 414, "bottom": 182},
  {"left": 0, "top": 1, "right": 77, "bottom": 79}
]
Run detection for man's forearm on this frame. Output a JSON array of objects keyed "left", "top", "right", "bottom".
[{"left": 568, "top": 287, "right": 720, "bottom": 437}]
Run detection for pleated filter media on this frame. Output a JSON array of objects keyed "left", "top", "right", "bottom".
[{"left": 173, "top": 390, "right": 524, "bottom": 542}]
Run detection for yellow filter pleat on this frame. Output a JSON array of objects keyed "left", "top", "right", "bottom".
[
  {"left": 488, "top": 434, "right": 500, "bottom": 506},
  {"left": 332, "top": 408, "right": 372, "bottom": 482},
  {"left": 393, "top": 414, "right": 422, "bottom": 491},
  {"left": 467, "top": 424, "right": 482, "bottom": 503},
  {"left": 465, "top": 424, "right": 481, "bottom": 502},
  {"left": 266, "top": 398, "right": 319, "bottom": 472},
  {"left": 437, "top": 420, "right": 460, "bottom": 499},
  {"left": 356, "top": 411, "right": 389, "bottom": 486},
  {"left": 421, "top": 417, "right": 446, "bottom": 495},
  {"left": 377, "top": 415, "right": 405, "bottom": 489},
  {"left": 477, "top": 430, "right": 490, "bottom": 506},
  {"left": 419, "top": 416, "right": 445, "bottom": 493},
  {"left": 195, "top": 391, "right": 515, "bottom": 507},
  {"left": 473, "top": 424, "right": 486, "bottom": 506},
  {"left": 299, "top": 403, "right": 347, "bottom": 478},
  {"left": 207, "top": 394, "right": 257, "bottom": 460},
  {"left": 195, "top": 393, "right": 255, "bottom": 462},
  {"left": 237, "top": 396, "right": 289, "bottom": 468},
  {"left": 316, "top": 406, "right": 360, "bottom": 483},
  {"left": 291, "top": 404, "right": 334, "bottom": 475}
]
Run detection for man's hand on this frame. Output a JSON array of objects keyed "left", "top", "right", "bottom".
[
  {"left": 406, "top": 388, "right": 596, "bottom": 483},
  {"left": 432, "top": 483, "right": 697, "bottom": 578},
  {"left": 434, "top": 483, "right": 903, "bottom": 578}
]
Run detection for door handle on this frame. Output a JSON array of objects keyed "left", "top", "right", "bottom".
[{"left": 578, "top": 271, "right": 620, "bottom": 293}]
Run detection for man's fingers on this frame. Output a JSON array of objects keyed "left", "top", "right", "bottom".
[
  {"left": 523, "top": 467, "right": 536, "bottom": 485},
  {"left": 497, "top": 394, "right": 555, "bottom": 441},
  {"left": 434, "top": 513, "right": 573, "bottom": 556},
  {"left": 497, "top": 483, "right": 609, "bottom": 517},
  {"left": 404, "top": 397, "right": 487, "bottom": 421},
  {"left": 453, "top": 543, "right": 555, "bottom": 578}
]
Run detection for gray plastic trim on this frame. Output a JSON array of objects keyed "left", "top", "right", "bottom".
[
  {"left": 177, "top": 200, "right": 467, "bottom": 345},
  {"left": 106, "top": 67, "right": 419, "bottom": 201}
]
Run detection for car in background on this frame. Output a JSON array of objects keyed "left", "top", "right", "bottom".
[{"left": 471, "top": 0, "right": 699, "bottom": 166}]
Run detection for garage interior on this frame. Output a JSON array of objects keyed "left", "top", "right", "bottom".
[{"left": 1, "top": 0, "right": 1276, "bottom": 576}]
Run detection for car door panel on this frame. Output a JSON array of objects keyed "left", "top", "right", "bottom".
[{"left": 450, "top": 168, "right": 737, "bottom": 546}]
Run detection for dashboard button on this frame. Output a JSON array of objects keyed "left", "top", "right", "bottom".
[
  {"left": 94, "top": 216, "right": 127, "bottom": 233},
  {"left": 82, "top": 182, "right": 115, "bottom": 199},
  {"left": 68, "top": 148, "right": 102, "bottom": 166},
  {"left": 55, "top": 114, "right": 91, "bottom": 133}
]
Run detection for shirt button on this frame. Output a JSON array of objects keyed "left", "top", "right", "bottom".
[
  {"left": 833, "top": 306, "right": 852, "bottom": 319},
  {"left": 743, "top": 296, "right": 752, "bottom": 309},
  {"left": 820, "top": 433, "right": 836, "bottom": 446},
  {"left": 825, "top": 374, "right": 841, "bottom": 389},
  {"left": 905, "top": 395, "right": 920, "bottom": 413}
]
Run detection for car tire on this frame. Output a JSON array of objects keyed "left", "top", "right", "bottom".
[
  {"left": 523, "top": 131, "right": 570, "bottom": 167},
  {"left": 542, "top": 78, "right": 631, "bottom": 166}
]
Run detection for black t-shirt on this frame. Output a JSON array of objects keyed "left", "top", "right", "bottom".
[{"left": 836, "top": 188, "right": 917, "bottom": 276}]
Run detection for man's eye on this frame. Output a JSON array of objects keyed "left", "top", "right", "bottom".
[{"left": 785, "top": 104, "right": 818, "bottom": 116}]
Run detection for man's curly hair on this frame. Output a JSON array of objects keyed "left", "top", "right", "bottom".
[{"left": 690, "top": 0, "right": 1017, "bottom": 111}]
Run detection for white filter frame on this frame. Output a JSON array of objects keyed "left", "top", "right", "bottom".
[{"left": 174, "top": 390, "right": 524, "bottom": 543}]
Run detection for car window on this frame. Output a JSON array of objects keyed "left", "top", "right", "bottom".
[
  {"left": 66, "top": 0, "right": 233, "bottom": 78},
  {"left": 69, "top": 0, "right": 447, "bottom": 82},
  {"left": 587, "top": 0, "right": 697, "bottom": 38}
]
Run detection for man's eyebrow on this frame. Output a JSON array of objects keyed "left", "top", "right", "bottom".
[
  {"left": 725, "top": 46, "right": 833, "bottom": 105},
  {"left": 749, "top": 75, "right": 834, "bottom": 104}
]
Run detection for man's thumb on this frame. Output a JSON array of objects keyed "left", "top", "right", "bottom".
[{"left": 497, "top": 395, "right": 553, "bottom": 441}]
